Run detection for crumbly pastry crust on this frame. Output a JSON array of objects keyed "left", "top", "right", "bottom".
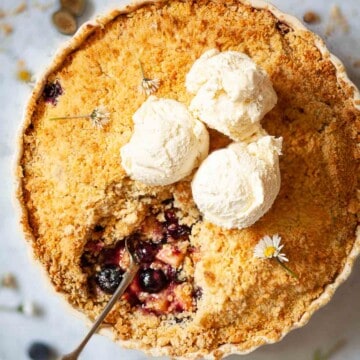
[{"left": 16, "top": 0, "right": 360, "bottom": 358}]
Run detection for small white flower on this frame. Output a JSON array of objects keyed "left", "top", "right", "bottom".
[
  {"left": 138, "top": 59, "right": 160, "bottom": 96},
  {"left": 254, "top": 234, "right": 298, "bottom": 278},
  {"left": 89, "top": 106, "right": 111, "bottom": 129},
  {"left": 254, "top": 234, "right": 288, "bottom": 263},
  {"left": 49, "top": 105, "right": 111, "bottom": 129},
  {"left": 139, "top": 78, "right": 160, "bottom": 96},
  {"left": 18, "top": 300, "right": 37, "bottom": 316},
  {"left": 0, "top": 300, "right": 41, "bottom": 316}
]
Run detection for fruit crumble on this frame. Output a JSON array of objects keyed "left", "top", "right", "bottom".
[
  {"left": 81, "top": 204, "right": 199, "bottom": 315},
  {"left": 17, "top": 0, "right": 359, "bottom": 358}
]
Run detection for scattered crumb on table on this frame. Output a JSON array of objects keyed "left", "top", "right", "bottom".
[
  {"left": 12, "top": 2, "right": 27, "bottom": 15},
  {"left": 1, "top": 273, "right": 18, "bottom": 289},
  {"left": 303, "top": 11, "right": 321, "bottom": 24},
  {"left": 0, "top": 23, "right": 13, "bottom": 36}
]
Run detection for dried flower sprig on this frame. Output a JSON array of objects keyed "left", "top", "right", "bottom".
[
  {"left": 313, "top": 339, "right": 346, "bottom": 360},
  {"left": 49, "top": 105, "right": 110, "bottom": 129},
  {"left": 0, "top": 300, "right": 41, "bottom": 317},
  {"left": 254, "top": 234, "right": 298, "bottom": 279},
  {"left": 138, "top": 59, "right": 160, "bottom": 96}
]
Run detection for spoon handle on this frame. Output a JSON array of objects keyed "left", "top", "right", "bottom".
[{"left": 61, "top": 262, "right": 139, "bottom": 360}]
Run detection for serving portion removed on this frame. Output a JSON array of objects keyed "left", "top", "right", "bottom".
[{"left": 16, "top": 0, "right": 359, "bottom": 359}]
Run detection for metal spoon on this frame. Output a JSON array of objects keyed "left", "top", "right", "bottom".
[{"left": 59, "top": 237, "right": 140, "bottom": 360}]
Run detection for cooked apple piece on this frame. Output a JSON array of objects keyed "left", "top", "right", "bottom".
[{"left": 156, "top": 243, "right": 188, "bottom": 267}]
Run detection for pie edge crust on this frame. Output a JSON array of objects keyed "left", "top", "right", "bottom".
[{"left": 14, "top": 0, "right": 360, "bottom": 359}]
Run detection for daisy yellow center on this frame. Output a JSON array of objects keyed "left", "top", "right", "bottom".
[{"left": 264, "top": 246, "right": 276, "bottom": 258}]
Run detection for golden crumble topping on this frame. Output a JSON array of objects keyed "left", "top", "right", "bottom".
[{"left": 17, "top": 0, "right": 359, "bottom": 358}]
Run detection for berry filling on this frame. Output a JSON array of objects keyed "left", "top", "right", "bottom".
[
  {"left": 43, "top": 80, "right": 63, "bottom": 105},
  {"left": 81, "top": 205, "right": 199, "bottom": 315}
]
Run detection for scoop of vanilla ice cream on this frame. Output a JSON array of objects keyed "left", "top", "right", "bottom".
[
  {"left": 186, "top": 49, "right": 277, "bottom": 141},
  {"left": 120, "top": 96, "right": 209, "bottom": 186},
  {"left": 191, "top": 135, "right": 282, "bottom": 229}
]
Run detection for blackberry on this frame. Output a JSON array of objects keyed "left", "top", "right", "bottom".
[
  {"left": 43, "top": 80, "right": 63, "bottom": 105},
  {"left": 28, "top": 342, "right": 54, "bottom": 360},
  {"left": 166, "top": 223, "right": 190, "bottom": 239},
  {"left": 134, "top": 242, "right": 158, "bottom": 263},
  {"left": 139, "top": 268, "right": 167, "bottom": 293},
  {"left": 95, "top": 265, "right": 123, "bottom": 294},
  {"left": 163, "top": 209, "right": 191, "bottom": 239}
]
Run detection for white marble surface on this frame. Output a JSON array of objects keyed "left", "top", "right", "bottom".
[{"left": 0, "top": 0, "right": 359, "bottom": 359}]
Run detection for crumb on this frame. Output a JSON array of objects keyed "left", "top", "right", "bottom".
[
  {"left": 0, "top": 23, "right": 13, "bottom": 35},
  {"left": 12, "top": 2, "right": 27, "bottom": 15},
  {"left": 0, "top": 8, "right": 6, "bottom": 19},
  {"left": 353, "top": 60, "right": 360, "bottom": 68},
  {"left": 1, "top": 273, "right": 18, "bottom": 289},
  {"left": 303, "top": 11, "right": 321, "bottom": 24},
  {"left": 325, "top": 5, "right": 349, "bottom": 36}
]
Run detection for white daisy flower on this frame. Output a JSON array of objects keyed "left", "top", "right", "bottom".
[
  {"left": 18, "top": 300, "right": 38, "bottom": 316},
  {"left": 49, "top": 105, "right": 111, "bottom": 129},
  {"left": 89, "top": 106, "right": 111, "bottom": 129},
  {"left": 254, "top": 234, "right": 298, "bottom": 278},
  {"left": 254, "top": 234, "right": 288, "bottom": 262}
]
